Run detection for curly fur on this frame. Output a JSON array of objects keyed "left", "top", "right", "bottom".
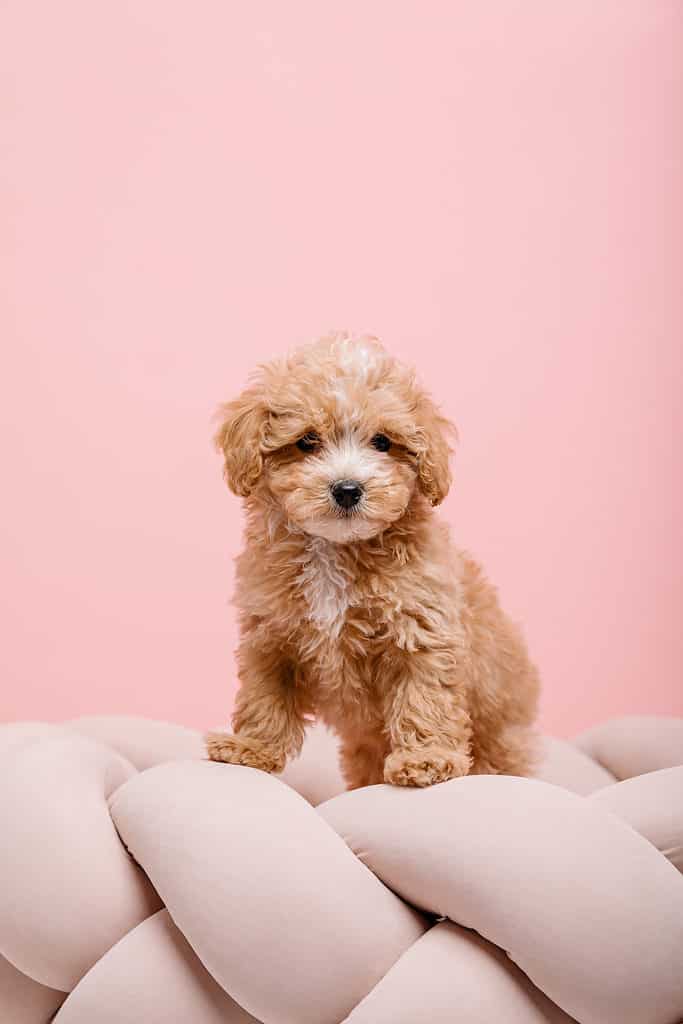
[{"left": 206, "top": 332, "right": 539, "bottom": 787}]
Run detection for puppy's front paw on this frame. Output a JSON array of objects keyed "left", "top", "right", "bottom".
[
  {"left": 384, "top": 746, "right": 472, "bottom": 787},
  {"left": 205, "top": 732, "right": 286, "bottom": 774}
]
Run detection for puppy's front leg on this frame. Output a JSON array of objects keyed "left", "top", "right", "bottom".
[
  {"left": 383, "top": 652, "right": 473, "bottom": 787},
  {"left": 206, "top": 644, "right": 305, "bottom": 774}
]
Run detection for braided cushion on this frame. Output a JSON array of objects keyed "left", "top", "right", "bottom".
[{"left": 1, "top": 715, "right": 681, "bottom": 1024}]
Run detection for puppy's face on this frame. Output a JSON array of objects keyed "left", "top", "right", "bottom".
[{"left": 216, "top": 334, "right": 454, "bottom": 543}]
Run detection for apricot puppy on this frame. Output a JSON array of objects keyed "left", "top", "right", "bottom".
[{"left": 206, "top": 332, "right": 539, "bottom": 788}]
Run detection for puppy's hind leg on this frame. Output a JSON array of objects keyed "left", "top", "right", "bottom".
[
  {"left": 469, "top": 724, "right": 540, "bottom": 777},
  {"left": 338, "top": 730, "right": 388, "bottom": 790}
]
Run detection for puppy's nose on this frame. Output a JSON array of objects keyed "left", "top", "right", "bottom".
[{"left": 331, "top": 479, "right": 364, "bottom": 509}]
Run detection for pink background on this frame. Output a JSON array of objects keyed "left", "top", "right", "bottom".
[{"left": 1, "top": 2, "right": 681, "bottom": 735}]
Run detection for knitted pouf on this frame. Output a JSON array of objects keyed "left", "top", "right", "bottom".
[{"left": 1, "top": 714, "right": 682, "bottom": 1024}]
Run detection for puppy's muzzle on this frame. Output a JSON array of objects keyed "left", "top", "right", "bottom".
[{"left": 331, "top": 479, "right": 364, "bottom": 510}]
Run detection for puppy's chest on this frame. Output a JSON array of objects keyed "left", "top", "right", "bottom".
[{"left": 295, "top": 538, "right": 355, "bottom": 642}]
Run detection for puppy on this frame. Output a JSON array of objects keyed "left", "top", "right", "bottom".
[{"left": 206, "top": 332, "right": 539, "bottom": 788}]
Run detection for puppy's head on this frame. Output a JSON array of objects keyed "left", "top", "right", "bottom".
[{"left": 215, "top": 333, "right": 454, "bottom": 543}]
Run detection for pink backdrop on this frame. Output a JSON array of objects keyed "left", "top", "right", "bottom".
[{"left": 1, "top": 2, "right": 681, "bottom": 735}]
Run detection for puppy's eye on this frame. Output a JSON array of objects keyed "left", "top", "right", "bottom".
[
  {"left": 296, "top": 433, "right": 320, "bottom": 453},
  {"left": 370, "top": 433, "right": 392, "bottom": 452}
]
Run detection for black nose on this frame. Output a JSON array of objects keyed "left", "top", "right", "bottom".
[{"left": 331, "top": 479, "right": 364, "bottom": 509}]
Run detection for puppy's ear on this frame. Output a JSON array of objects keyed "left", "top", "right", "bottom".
[
  {"left": 214, "top": 383, "right": 269, "bottom": 497},
  {"left": 414, "top": 394, "right": 456, "bottom": 506}
]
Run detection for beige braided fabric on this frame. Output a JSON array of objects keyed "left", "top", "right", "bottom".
[{"left": 1, "top": 715, "right": 682, "bottom": 1024}]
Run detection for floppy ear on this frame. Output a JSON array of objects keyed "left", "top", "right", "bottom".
[
  {"left": 414, "top": 394, "right": 456, "bottom": 506},
  {"left": 214, "top": 383, "right": 269, "bottom": 497}
]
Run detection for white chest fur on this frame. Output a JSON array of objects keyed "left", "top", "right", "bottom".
[{"left": 297, "top": 537, "right": 351, "bottom": 638}]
